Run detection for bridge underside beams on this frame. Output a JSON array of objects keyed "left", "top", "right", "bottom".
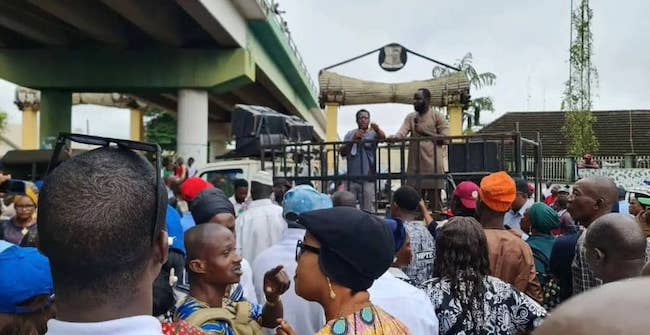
[{"left": 0, "top": 48, "right": 255, "bottom": 92}]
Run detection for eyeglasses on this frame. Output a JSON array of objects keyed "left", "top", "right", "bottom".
[
  {"left": 15, "top": 205, "right": 35, "bottom": 210},
  {"left": 46, "top": 133, "right": 163, "bottom": 244},
  {"left": 295, "top": 240, "right": 320, "bottom": 262}
]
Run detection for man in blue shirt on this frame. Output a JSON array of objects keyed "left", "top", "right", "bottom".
[
  {"left": 340, "top": 109, "right": 386, "bottom": 212},
  {"left": 504, "top": 177, "right": 534, "bottom": 236}
]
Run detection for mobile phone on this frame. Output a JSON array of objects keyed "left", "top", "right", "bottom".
[{"left": 0, "top": 180, "right": 27, "bottom": 195}]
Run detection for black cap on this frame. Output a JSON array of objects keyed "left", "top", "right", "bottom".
[
  {"left": 298, "top": 207, "right": 394, "bottom": 292},
  {"left": 273, "top": 178, "right": 291, "bottom": 188},
  {"left": 190, "top": 188, "right": 234, "bottom": 224},
  {"left": 514, "top": 178, "right": 529, "bottom": 195}
]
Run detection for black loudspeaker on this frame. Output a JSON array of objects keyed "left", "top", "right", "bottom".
[
  {"left": 234, "top": 134, "right": 287, "bottom": 156},
  {"left": 448, "top": 142, "right": 499, "bottom": 173}
]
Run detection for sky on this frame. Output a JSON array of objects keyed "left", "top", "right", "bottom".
[
  {"left": 277, "top": 0, "right": 650, "bottom": 135},
  {"left": 0, "top": 0, "right": 648, "bottom": 139}
]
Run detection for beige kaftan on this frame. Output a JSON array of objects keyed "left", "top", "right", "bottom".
[{"left": 395, "top": 108, "right": 449, "bottom": 189}]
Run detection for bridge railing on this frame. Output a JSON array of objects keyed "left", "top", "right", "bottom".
[{"left": 261, "top": 0, "right": 319, "bottom": 97}]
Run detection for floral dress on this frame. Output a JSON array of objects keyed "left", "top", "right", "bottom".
[{"left": 425, "top": 276, "right": 547, "bottom": 335}]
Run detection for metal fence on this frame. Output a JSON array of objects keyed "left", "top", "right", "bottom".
[
  {"left": 597, "top": 156, "right": 624, "bottom": 168},
  {"left": 526, "top": 155, "right": 650, "bottom": 183},
  {"left": 525, "top": 157, "right": 566, "bottom": 183},
  {"left": 637, "top": 156, "right": 650, "bottom": 168},
  {"left": 260, "top": 132, "right": 541, "bottom": 213}
]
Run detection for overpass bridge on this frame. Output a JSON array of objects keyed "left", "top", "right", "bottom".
[{"left": 0, "top": 0, "right": 324, "bottom": 164}]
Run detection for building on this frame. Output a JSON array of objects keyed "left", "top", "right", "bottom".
[{"left": 478, "top": 110, "right": 650, "bottom": 157}]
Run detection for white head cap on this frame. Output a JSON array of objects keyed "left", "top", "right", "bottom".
[{"left": 251, "top": 170, "right": 273, "bottom": 187}]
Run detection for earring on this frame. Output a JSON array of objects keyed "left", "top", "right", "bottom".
[{"left": 327, "top": 277, "right": 336, "bottom": 300}]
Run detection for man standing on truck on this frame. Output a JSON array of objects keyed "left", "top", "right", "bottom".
[
  {"left": 391, "top": 88, "right": 449, "bottom": 213},
  {"left": 340, "top": 109, "right": 386, "bottom": 213}
]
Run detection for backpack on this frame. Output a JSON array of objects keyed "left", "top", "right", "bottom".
[
  {"left": 531, "top": 246, "right": 561, "bottom": 310},
  {"left": 183, "top": 301, "right": 263, "bottom": 335}
]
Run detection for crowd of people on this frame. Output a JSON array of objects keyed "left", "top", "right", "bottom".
[
  {"left": 2, "top": 89, "right": 650, "bottom": 334},
  {"left": 2, "top": 139, "right": 650, "bottom": 335}
]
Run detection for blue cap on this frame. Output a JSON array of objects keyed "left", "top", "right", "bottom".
[
  {"left": 0, "top": 246, "right": 53, "bottom": 314},
  {"left": 385, "top": 218, "right": 406, "bottom": 253},
  {"left": 283, "top": 185, "right": 333, "bottom": 223}
]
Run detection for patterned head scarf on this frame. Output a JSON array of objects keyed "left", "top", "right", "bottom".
[{"left": 529, "top": 202, "right": 560, "bottom": 234}]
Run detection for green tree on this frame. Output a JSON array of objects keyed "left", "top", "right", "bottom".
[
  {"left": 432, "top": 53, "right": 496, "bottom": 129},
  {"left": 145, "top": 108, "right": 176, "bottom": 152},
  {"left": 561, "top": 0, "right": 599, "bottom": 157}
]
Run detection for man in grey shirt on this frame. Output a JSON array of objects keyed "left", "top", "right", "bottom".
[{"left": 340, "top": 109, "right": 386, "bottom": 212}]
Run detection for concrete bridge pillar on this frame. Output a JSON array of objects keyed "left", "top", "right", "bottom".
[
  {"left": 130, "top": 108, "right": 144, "bottom": 142},
  {"left": 208, "top": 122, "right": 232, "bottom": 162},
  {"left": 40, "top": 90, "right": 71, "bottom": 149},
  {"left": 177, "top": 89, "right": 208, "bottom": 166},
  {"left": 15, "top": 88, "right": 40, "bottom": 150}
]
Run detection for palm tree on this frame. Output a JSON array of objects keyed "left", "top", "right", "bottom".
[{"left": 432, "top": 53, "right": 496, "bottom": 130}]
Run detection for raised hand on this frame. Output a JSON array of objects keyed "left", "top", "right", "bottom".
[{"left": 263, "top": 265, "right": 291, "bottom": 303}]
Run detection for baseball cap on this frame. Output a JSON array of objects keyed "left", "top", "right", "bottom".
[
  {"left": 453, "top": 181, "right": 480, "bottom": 210},
  {"left": 180, "top": 177, "right": 214, "bottom": 202},
  {"left": 251, "top": 170, "right": 273, "bottom": 187},
  {"left": 479, "top": 172, "right": 516, "bottom": 213},
  {"left": 0, "top": 246, "right": 53, "bottom": 314},
  {"left": 558, "top": 185, "right": 572, "bottom": 194},
  {"left": 637, "top": 196, "right": 650, "bottom": 207},
  {"left": 282, "top": 185, "right": 332, "bottom": 223},
  {"left": 298, "top": 207, "right": 394, "bottom": 292}
]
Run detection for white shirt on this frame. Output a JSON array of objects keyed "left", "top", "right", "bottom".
[
  {"left": 542, "top": 187, "right": 551, "bottom": 199},
  {"left": 187, "top": 166, "right": 198, "bottom": 178},
  {"left": 46, "top": 315, "right": 163, "bottom": 335},
  {"left": 503, "top": 198, "right": 534, "bottom": 233},
  {"left": 229, "top": 195, "right": 251, "bottom": 217},
  {"left": 252, "top": 228, "right": 325, "bottom": 335},
  {"left": 369, "top": 271, "right": 439, "bottom": 335},
  {"left": 239, "top": 258, "right": 258, "bottom": 304},
  {"left": 236, "top": 199, "right": 286, "bottom": 262}
]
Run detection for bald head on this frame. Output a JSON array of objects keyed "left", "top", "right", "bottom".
[
  {"left": 185, "top": 223, "right": 232, "bottom": 261},
  {"left": 569, "top": 176, "right": 619, "bottom": 225},
  {"left": 332, "top": 191, "right": 356, "bottom": 208},
  {"left": 534, "top": 278, "right": 650, "bottom": 335},
  {"left": 591, "top": 176, "right": 619, "bottom": 203},
  {"left": 585, "top": 213, "right": 647, "bottom": 283}
]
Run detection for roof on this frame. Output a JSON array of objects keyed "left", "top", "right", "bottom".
[{"left": 478, "top": 110, "right": 650, "bottom": 157}]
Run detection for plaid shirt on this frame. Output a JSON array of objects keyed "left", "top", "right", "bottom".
[{"left": 572, "top": 233, "right": 602, "bottom": 295}]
